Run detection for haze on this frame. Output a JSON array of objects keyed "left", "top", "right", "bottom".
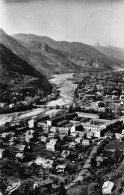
[{"left": 0, "top": 0, "right": 124, "bottom": 47}]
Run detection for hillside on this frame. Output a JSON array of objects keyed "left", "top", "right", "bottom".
[
  {"left": 0, "top": 28, "right": 123, "bottom": 78},
  {"left": 94, "top": 45, "right": 124, "bottom": 63},
  {"left": 12, "top": 33, "right": 123, "bottom": 70},
  {"left": 0, "top": 43, "right": 52, "bottom": 97}
]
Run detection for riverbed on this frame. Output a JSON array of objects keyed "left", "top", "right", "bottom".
[
  {"left": 0, "top": 73, "right": 77, "bottom": 126},
  {"left": 47, "top": 73, "right": 77, "bottom": 107}
]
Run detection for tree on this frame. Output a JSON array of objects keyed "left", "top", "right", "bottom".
[
  {"left": 87, "top": 183, "right": 101, "bottom": 195},
  {"left": 56, "top": 105, "right": 60, "bottom": 109},
  {"left": 57, "top": 182, "right": 67, "bottom": 195}
]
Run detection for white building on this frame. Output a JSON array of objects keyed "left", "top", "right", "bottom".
[
  {"left": 28, "top": 117, "right": 37, "bottom": 128},
  {"left": 75, "top": 137, "right": 82, "bottom": 143},
  {"left": 76, "top": 112, "right": 99, "bottom": 119},
  {"left": 0, "top": 149, "right": 4, "bottom": 159},
  {"left": 41, "top": 136, "right": 47, "bottom": 143},
  {"left": 35, "top": 157, "right": 53, "bottom": 168},
  {"left": 82, "top": 139, "right": 90, "bottom": 146},
  {"left": 46, "top": 139, "right": 57, "bottom": 151},
  {"left": 102, "top": 181, "right": 114, "bottom": 195},
  {"left": 69, "top": 142, "right": 76, "bottom": 149}
]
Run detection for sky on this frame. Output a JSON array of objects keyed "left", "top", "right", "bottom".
[{"left": 0, "top": 0, "right": 124, "bottom": 47}]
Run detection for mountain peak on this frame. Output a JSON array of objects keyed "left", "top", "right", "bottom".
[{"left": 0, "top": 28, "right": 6, "bottom": 36}]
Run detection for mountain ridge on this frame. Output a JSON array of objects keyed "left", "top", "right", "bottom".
[
  {"left": 12, "top": 33, "right": 123, "bottom": 70},
  {"left": 94, "top": 44, "right": 124, "bottom": 62}
]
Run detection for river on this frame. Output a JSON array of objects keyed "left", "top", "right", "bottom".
[
  {"left": 0, "top": 73, "right": 77, "bottom": 126},
  {"left": 47, "top": 73, "right": 77, "bottom": 107}
]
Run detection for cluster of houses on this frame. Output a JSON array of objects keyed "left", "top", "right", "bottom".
[
  {"left": 1, "top": 71, "right": 124, "bottom": 194},
  {"left": 0, "top": 88, "right": 59, "bottom": 114},
  {"left": 75, "top": 71, "right": 124, "bottom": 113}
]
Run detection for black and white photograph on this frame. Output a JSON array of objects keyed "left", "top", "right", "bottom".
[{"left": 0, "top": 0, "right": 124, "bottom": 194}]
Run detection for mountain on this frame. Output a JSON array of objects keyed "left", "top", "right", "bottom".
[
  {"left": 94, "top": 44, "right": 124, "bottom": 62},
  {"left": 12, "top": 33, "right": 123, "bottom": 70},
  {"left": 0, "top": 29, "right": 79, "bottom": 75},
  {"left": 0, "top": 42, "right": 52, "bottom": 96},
  {"left": 0, "top": 28, "right": 123, "bottom": 79}
]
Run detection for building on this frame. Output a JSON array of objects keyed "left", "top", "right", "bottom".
[
  {"left": 75, "top": 137, "right": 83, "bottom": 143},
  {"left": 0, "top": 149, "right": 4, "bottom": 159},
  {"left": 102, "top": 181, "right": 114, "bottom": 195},
  {"left": 71, "top": 124, "right": 84, "bottom": 134},
  {"left": 56, "top": 164, "right": 67, "bottom": 173},
  {"left": 69, "top": 142, "right": 77, "bottom": 149},
  {"left": 28, "top": 117, "right": 37, "bottom": 128},
  {"left": 76, "top": 112, "right": 99, "bottom": 119},
  {"left": 41, "top": 136, "right": 47, "bottom": 143},
  {"left": 61, "top": 150, "right": 70, "bottom": 158},
  {"left": 46, "top": 139, "right": 58, "bottom": 151},
  {"left": 35, "top": 157, "right": 53, "bottom": 168},
  {"left": 82, "top": 139, "right": 91, "bottom": 146},
  {"left": 58, "top": 127, "right": 69, "bottom": 135},
  {"left": 47, "top": 116, "right": 64, "bottom": 126}
]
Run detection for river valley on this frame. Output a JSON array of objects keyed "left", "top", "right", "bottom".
[{"left": 0, "top": 73, "right": 77, "bottom": 126}]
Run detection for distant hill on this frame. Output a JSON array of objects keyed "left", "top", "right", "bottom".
[
  {"left": 0, "top": 28, "right": 123, "bottom": 80},
  {"left": 12, "top": 33, "right": 123, "bottom": 70},
  {"left": 94, "top": 44, "right": 124, "bottom": 62}
]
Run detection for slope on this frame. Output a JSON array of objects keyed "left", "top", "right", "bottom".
[
  {"left": 0, "top": 43, "right": 52, "bottom": 93},
  {"left": 0, "top": 29, "right": 79, "bottom": 75},
  {"left": 13, "top": 33, "right": 123, "bottom": 69},
  {"left": 94, "top": 45, "right": 124, "bottom": 62}
]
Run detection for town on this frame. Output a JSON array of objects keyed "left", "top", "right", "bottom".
[{"left": 1, "top": 70, "right": 124, "bottom": 195}]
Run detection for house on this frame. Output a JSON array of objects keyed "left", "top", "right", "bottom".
[
  {"left": 41, "top": 136, "right": 47, "bottom": 143},
  {"left": 61, "top": 150, "right": 70, "bottom": 158},
  {"left": 71, "top": 131, "right": 78, "bottom": 137},
  {"left": 0, "top": 102, "right": 7, "bottom": 108},
  {"left": 9, "top": 103, "right": 15, "bottom": 109},
  {"left": 82, "top": 139, "right": 90, "bottom": 146},
  {"left": 0, "top": 149, "right": 4, "bottom": 159},
  {"left": 50, "top": 127, "right": 58, "bottom": 133},
  {"left": 96, "top": 84, "right": 104, "bottom": 90},
  {"left": 58, "top": 127, "right": 69, "bottom": 135},
  {"left": 120, "top": 95, "right": 124, "bottom": 102},
  {"left": 48, "top": 133, "right": 55, "bottom": 139},
  {"left": 102, "top": 180, "right": 114, "bottom": 194},
  {"left": 1, "top": 132, "right": 11, "bottom": 138},
  {"left": 28, "top": 118, "right": 37, "bottom": 128},
  {"left": 76, "top": 112, "right": 99, "bottom": 119},
  {"left": 75, "top": 137, "right": 82, "bottom": 143},
  {"left": 122, "top": 129, "right": 124, "bottom": 135},
  {"left": 56, "top": 164, "right": 67, "bottom": 173},
  {"left": 47, "top": 116, "right": 64, "bottom": 127},
  {"left": 46, "top": 139, "right": 58, "bottom": 151},
  {"left": 16, "top": 144, "right": 25, "bottom": 152},
  {"left": 71, "top": 124, "right": 84, "bottom": 135},
  {"left": 35, "top": 157, "right": 45, "bottom": 166},
  {"left": 35, "top": 157, "right": 53, "bottom": 168},
  {"left": 96, "top": 156, "right": 103, "bottom": 167},
  {"left": 69, "top": 142, "right": 76, "bottom": 149},
  {"left": 87, "top": 132, "right": 94, "bottom": 139},
  {"left": 43, "top": 159, "right": 54, "bottom": 169},
  {"left": 16, "top": 153, "right": 23, "bottom": 159},
  {"left": 25, "top": 130, "right": 34, "bottom": 142},
  {"left": 115, "top": 133, "right": 124, "bottom": 141}
]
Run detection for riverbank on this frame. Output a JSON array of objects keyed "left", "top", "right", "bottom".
[{"left": 0, "top": 73, "right": 77, "bottom": 126}]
